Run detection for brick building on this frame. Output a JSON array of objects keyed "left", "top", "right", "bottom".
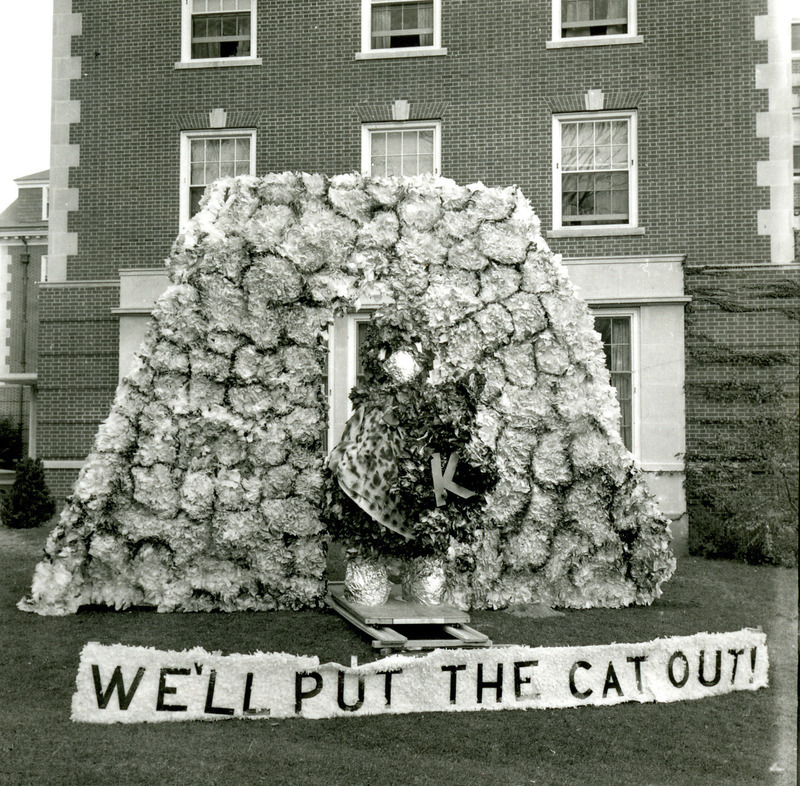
[
  {"left": 0, "top": 170, "right": 48, "bottom": 490},
  {"left": 40, "top": 0, "right": 798, "bottom": 556}
]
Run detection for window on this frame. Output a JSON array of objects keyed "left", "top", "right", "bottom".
[
  {"left": 361, "top": 122, "right": 441, "bottom": 177},
  {"left": 371, "top": 1, "right": 433, "bottom": 48},
  {"left": 334, "top": 310, "right": 639, "bottom": 455},
  {"left": 553, "top": 112, "right": 637, "bottom": 230},
  {"left": 41, "top": 186, "right": 49, "bottom": 221},
  {"left": 359, "top": 0, "right": 445, "bottom": 57},
  {"left": 180, "top": 130, "right": 256, "bottom": 223},
  {"left": 554, "top": 0, "right": 636, "bottom": 41},
  {"left": 181, "top": 0, "right": 256, "bottom": 62},
  {"left": 327, "top": 311, "right": 375, "bottom": 451},
  {"left": 594, "top": 313, "right": 636, "bottom": 452},
  {"left": 794, "top": 113, "right": 800, "bottom": 180}
]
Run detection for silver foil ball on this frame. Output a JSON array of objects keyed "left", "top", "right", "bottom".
[
  {"left": 344, "top": 557, "right": 391, "bottom": 606},
  {"left": 401, "top": 557, "right": 447, "bottom": 605}
]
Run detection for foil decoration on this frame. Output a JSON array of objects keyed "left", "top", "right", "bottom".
[
  {"left": 344, "top": 557, "right": 391, "bottom": 606},
  {"left": 401, "top": 557, "right": 447, "bottom": 605}
]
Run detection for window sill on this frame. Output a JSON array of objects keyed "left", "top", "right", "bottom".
[
  {"left": 355, "top": 47, "right": 447, "bottom": 60},
  {"left": 174, "top": 57, "right": 263, "bottom": 69},
  {"left": 547, "top": 226, "right": 646, "bottom": 238},
  {"left": 546, "top": 35, "right": 643, "bottom": 49}
]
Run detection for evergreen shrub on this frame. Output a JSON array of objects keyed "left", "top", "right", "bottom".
[
  {"left": 1, "top": 458, "right": 56, "bottom": 529},
  {"left": 0, "top": 418, "right": 23, "bottom": 469}
]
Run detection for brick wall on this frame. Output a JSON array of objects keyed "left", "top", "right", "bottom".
[
  {"left": 37, "top": 284, "right": 119, "bottom": 466},
  {"left": 65, "top": 0, "right": 772, "bottom": 277},
  {"left": 41, "top": 0, "right": 798, "bottom": 554},
  {"left": 45, "top": 468, "right": 81, "bottom": 508}
]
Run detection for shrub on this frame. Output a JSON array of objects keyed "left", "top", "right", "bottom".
[
  {"left": 0, "top": 418, "right": 23, "bottom": 469},
  {"left": 1, "top": 458, "right": 56, "bottom": 529}
]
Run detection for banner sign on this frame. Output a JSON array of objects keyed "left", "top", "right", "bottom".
[{"left": 72, "top": 629, "right": 768, "bottom": 723}]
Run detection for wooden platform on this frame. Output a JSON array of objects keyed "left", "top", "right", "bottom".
[{"left": 326, "top": 582, "right": 492, "bottom": 652}]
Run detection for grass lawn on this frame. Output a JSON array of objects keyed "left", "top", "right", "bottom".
[{"left": 0, "top": 525, "right": 796, "bottom": 786}]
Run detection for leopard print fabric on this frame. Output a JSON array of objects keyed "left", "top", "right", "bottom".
[{"left": 328, "top": 405, "right": 413, "bottom": 539}]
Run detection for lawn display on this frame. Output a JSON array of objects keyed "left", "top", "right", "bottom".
[{"left": 18, "top": 173, "right": 675, "bottom": 616}]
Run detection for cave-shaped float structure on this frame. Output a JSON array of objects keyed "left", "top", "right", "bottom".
[{"left": 20, "top": 173, "right": 675, "bottom": 615}]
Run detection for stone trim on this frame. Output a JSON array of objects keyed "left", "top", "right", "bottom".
[
  {"left": 49, "top": 0, "right": 82, "bottom": 283},
  {"left": 563, "top": 254, "right": 686, "bottom": 266},
  {"left": 545, "top": 89, "right": 643, "bottom": 113},
  {"left": 39, "top": 280, "right": 119, "bottom": 289},
  {"left": 754, "top": 1, "right": 795, "bottom": 264},
  {"left": 355, "top": 47, "right": 447, "bottom": 60},
  {"left": 43, "top": 460, "right": 86, "bottom": 470},
  {"left": 546, "top": 35, "right": 644, "bottom": 49},
  {"left": 174, "top": 57, "right": 262, "bottom": 70},
  {"left": 173, "top": 110, "right": 264, "bottom": 130},
  {"left": 354, "top": 100, "right": 449, "bottom": 122}
]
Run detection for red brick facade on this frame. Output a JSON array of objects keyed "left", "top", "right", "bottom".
[{"left": 42, "top": 0, "right": 797, "bottom": 552}]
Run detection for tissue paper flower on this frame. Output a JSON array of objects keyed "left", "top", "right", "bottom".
[{"left": 19, "top": 173, "right": 674, "bottom": 616}]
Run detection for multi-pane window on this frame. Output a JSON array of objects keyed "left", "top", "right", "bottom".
[
  {"left": 561, "top": 0, "right": 628, "bottom": 37},
  {"left": 361, "top": 0, "right": 442, "bottom": 54},
  {"left": 181, "top": 131, "right": 255, "bottom": 223},
  {"left": 362, "top": 123, "right": 440, "bottom": 177},
  {"left": 185, "top": 0, "right": 254, "bottom": 61},
  {"left": 555, "top": 113, "right": 636, "bottom": 228},
  {"left": 594, "top": 315, "right": 633, "bottom": 451},
  {"left": 371, "top": 1, "right": 433, "bottom": 49}
]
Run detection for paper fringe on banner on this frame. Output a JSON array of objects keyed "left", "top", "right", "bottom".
[{"left": 72, "top": 629, "right": 768, "bottom": 723}]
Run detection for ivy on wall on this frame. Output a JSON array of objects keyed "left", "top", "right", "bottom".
[{"left": 684, "top": 272, "right": 799, "bottom": 566}]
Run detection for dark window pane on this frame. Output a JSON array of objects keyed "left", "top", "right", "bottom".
[
  {"left": 593, "top": 315, "right": 633, "bottom": 450},
  {"left": 562, "top": 0, "right": 627, "bottom": 36},
  {"left": 190, "top": 186, "right": 205, "bottom": 217},
  {"left": 356, "top": 320, "right": 370, "bottom": 385},
  {"left": 191, "top": 12, "right": 251, "bottom": 59},
  {"left": 371, "top": 1, "right": 433, "bottom": 49}
]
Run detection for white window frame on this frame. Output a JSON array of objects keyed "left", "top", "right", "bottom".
[
  {"left": 552, "top": 110, "right": 638, "bottom": 234},
  {"left": 179, "top": 129, "right": 256, "bottom": 226},
  {"left": 41, "top": 186, "right": 49, "bottom": 221},
  {"left": 179, "top": 0, "right": 259, "bottom": 66},
  {"left": 591, "top": 306, "right": 640, "bottom": 457},
  {"left": 361, "top": 121, "right": 442, "bottom": 177},
  {"left": 548, "top": 0, "right": 641, "bottom": 48},
  {"left": 327, "top": 310, "right": 375, "bottom": 453},
  {"left": 357, "top": 0, "right": 447, "bottom": 59}
]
